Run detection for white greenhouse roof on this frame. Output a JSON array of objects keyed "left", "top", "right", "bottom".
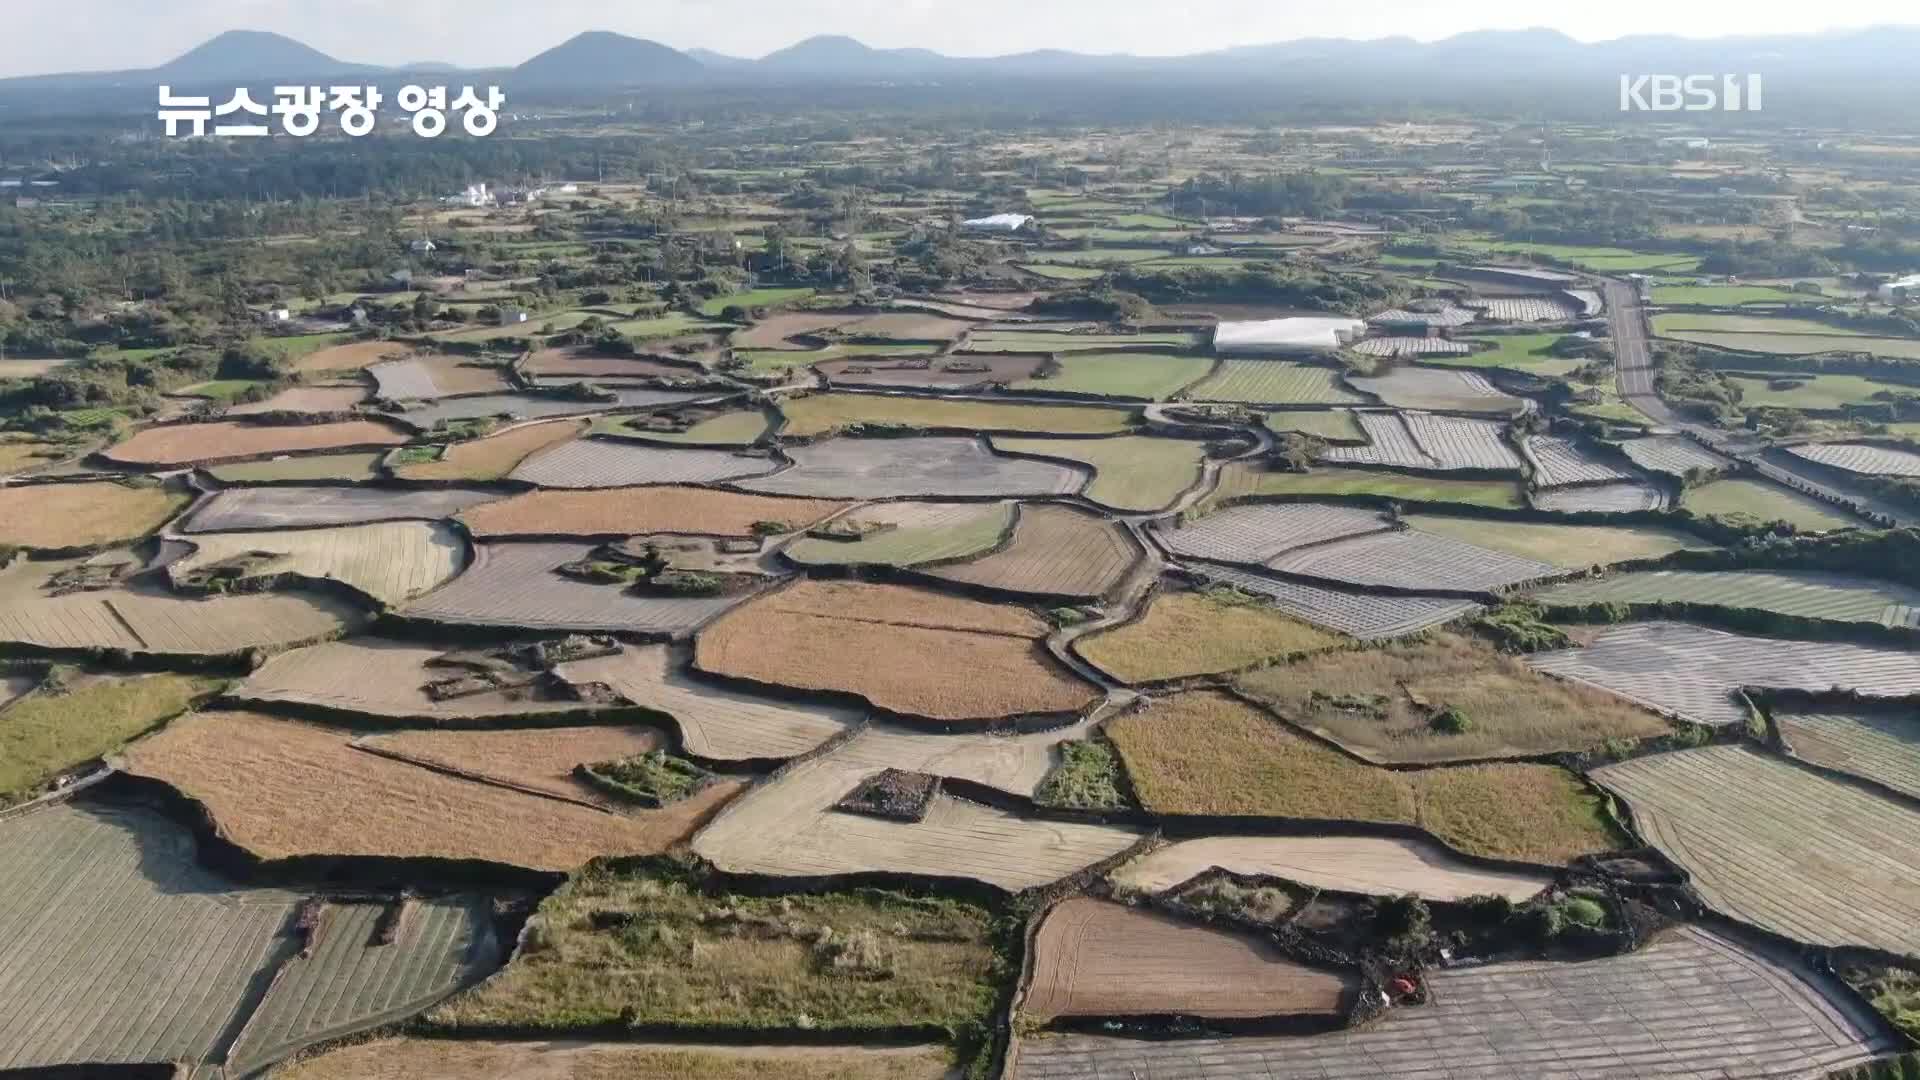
[
  {"left": 1214, "top": 317, "right": 1367, "bottom": 354},
  {"left": 962, "top": 213, "right": 1034, "bottom": 231}
]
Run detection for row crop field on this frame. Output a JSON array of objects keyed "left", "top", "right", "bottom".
[
  {"left": 778, "top": 394, "right": 1135, "bottom": 437},
  {"left": 1077, "top": 588, "right": 1343, "bottom": 684},
  {"left": 1188, "top": 360, "right": 1364, "bottom": 405},
  {"left": 783, "top": 501, "right": 1013, "bottom": 567},
  {"left": 1531, "top": 569, "right": 1920, "bottom": 628},
  {"left": 920, "top": 504, "right": 1140, "bottom": 600},
  {"left": 1532, "top": 481, "right": 1669, "bottom": 512},
  {"left": 401, "top": 540, "right": 755, "bottom": 634},
  {"left": 102, "top": 419, "right": 411, "bottom": 467},
  {"left": 1344, "top": 367, "right": 1525, "bottom": 415},
  {"left": 0, "top": 481, "right": 190, "bottom": 551},
  {"left": 280, "top": 1040, "right": 956, "bottom": 1080},
  {"left": 181, "top": 485, "right": 498, "bottom": 532},
  {"left": 171, "top": 521, "right": 466, "bottom": 607},
  {"left": 1774, "top": 707, "right": 1920, "bottom": 802},
  {"left": 1322, "top": 412, "right": 1522, "bottom": 472},
  {"left": 1153, "top": 502, "right": 1392, "bottom": 565},
  {"left": 392, "top": 418, "right": 587, "bottom": 482},
  {"left": 1525, "top": 435, "right": 1637, "bottom": 487},
  {"left": 741, "top": 436, "right": 1088, "bottom": 499},
  {"left": 1110, "top": 834, "right": 1549, "bottom": 902},
  {"left": 992, "top": 435, "right": 1209, "bottom": 511},
  {"left": 1206, "top": 462, "right": 1526, "bottom": 511},
  {"left": 1402, "top": 515, "right": 1708, "bottom": 567},
  {"left": 1787, "top": 441, "right": 1920, "bottom": 478},
  {"left": 509, "top": 436, "right": 782, "bottom": 487},
  {"left": 1264, "top": 527, "right": 1560, "bottom": 592},
  {"left": 1192, "top": 564, "right": 1482, "bottom": 640},
  {"left": 459, "top": 486, "right": 845, "bottom": 539},
  {"left": 235, "top": 637, "right": 618, "bottom": 722},
  {"left": 1011, "top": 351, "right": 1215, "bottom": 400},
  {"left": 1619, "top": 434, "right": 1733, "bottom": 477}
]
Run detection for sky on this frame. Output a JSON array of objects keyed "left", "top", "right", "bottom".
[{"left": 2, "top": 0, "right": 1914, "bottom": 77}]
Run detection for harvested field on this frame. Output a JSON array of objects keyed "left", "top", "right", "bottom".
[
  {"left": 779, "top": 394, "right": 1133, "bottom": 438},
  {"left": 522, "top": 347, "right": 700, "bottom": 380},
  {"left": 1111, "top": 835, "right": 1548, "bottom": 901},
  {"left": 460, "top": 486, "right": 844, "bottom": 539},
  {"left": 0, "top": 480, "right": 188, "bottom": 550},
  {"left": 1595, "top": 745, "right": 1920, "bottom": 956},
  {"left": 923, "top": 504, "right": 1139, "bottom": 600},
  {"left": 695, "top": 581, "right": 1099, "bottom": 721},
  {"left": 1014, "top": 925, "right": 1896, "bottom": 1079},
  {"left": 840, "top": 311, "right": 974, "bottom": 342},
  {"left": 1525, "top": 435, "right": 1637, "bottom": 486},
  {"left": 1010, "top": 351, "right": 1214, "bottom": 400},
  {"left": 1683, "top": 477, "right": 1857, "bottom": 532},
  {"left": 1188, "top": 360, "right": 1364, "bottom": 405},
  {"left": 357, "top": 725, "right": 666, "bottom": 809},
  {"left": 783, "top": 501, "right": 1013, "bottom": 567},
  {"left": 170, "top": 521, "right": 465, "bottom": 606},
  {"left": 558, "top": 644, "right": 860, "bottom": 761},
  {"left": 1621, "top": 434, "right": 1733, "bottom": 477},
  {"left": 731, "top": 311, "right": 862, "bottom": 349},
  {"left": 1319, "top": 411, "right": 1430, "bottom": 469},
  {"left": 1265, "top": 528, "right": 1560, "bottom": 592},
  {"left": 991, "top": 435, "right": 1209, "bottom": 511},
  {"left": 209, "top": 451, "right": 384, "bottom": 482},
  {"left": 1108, "top": 691, "right": 1618, "bottom": 863},
  {"left": 1344, "top": 367, "right": 1524, "bottom": 415},
  {"left": 1321, "top": 411, "right": 1523, "bottom": 471},
  {"left": 123, "top": 711, "right": 740, "bottom": 871},
  {"left": 1787, "top": 442, "right": 1920, "bottom": 478},
  {"left": 1532, "top": 569, "right": 1920, "bottom": 628},
  {"left": 275, "top": 1039, "right": 957, "bottom": 1080},
  {"left": 827, "top": 719, "right": 1095, "bottom": 799},
  {"left": 0, "top": 672, "right": 215, "bottom": 805},
  {"left": 740, "top": 436, "right": 1088, "bottom": 499},
  {"left": 1533, "top": 481, "right": 1669, "bottom": 512},
  {"left": 181, "top": 485, "right": 498, "bottom": 532},
  {"left": 235, "top": 638, "right": 619, "bottom": 721},
  {"left": 1404, "top": 515, "right": 1707, "bottom": 568},
  {"left": 401, "top": 541, "right": 754, "bottom": 634},
  {"left": 693, "top": 745, "right": 1141, "bottom": 889},
  {"left": 1024, "top": 898, "right": 1355, "bottom": 1021},
  {"left": 388, "top": 390, "right": 708, "bottom": 431},
  {"left": 1077, "top": 589, "right": 1343, "bottom": 683},
  {"left": 1153, "top": 502, "right": 1391, "bottom": 564},
  {"left": 1775, "top": 707, "right": 1920, "bottom": 801},
  {"left": 369, "top": 355, "right": 514, "bottom": 399},
  {"left": 292, "top": 340, "right": 413, "bottom": 373},
  {"left": 508, "top": 436, "right": 781, "bottom": 487},
  {"left": 224, "top": 384, "right": 369, "bottom": 415},
  {"left": 1234, "top": 632, "right": 1669, "bottom": 764},
  {"left": 393, "top": 418, "right": 587, "bottom": 482},
  {"left": 102, "top": 419, "right": 410, "bottom": 467},
  {"left": 1192, "top": 564, "right": 1482, "bottom": 640},
  {"left": 1529, "top": 622, "right": 1920, "bottom": 727},
  {"left": 1470, "top": 295, "right": 1580, "bottom": 322},
  {"left": 820, "top": 352, "right": 1047, "bottom": 389}
]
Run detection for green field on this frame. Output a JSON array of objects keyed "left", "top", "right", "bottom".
[
  {"left": 1531, "top": 570, "right": 1920, "bottom": 628},
  {"left": 607, "top": 312, "right": 727, "bottom": 338},
  {"left": 784, "top": 504, "right": 1014, "bottom": 568},
  {"left": 994, "top": 435, "right": 1209, "bottom": 511},
  {"left": 780, "top": 393, "right": 1135, "bottom": 437},
  {"left": 1011, "top": 351, "right": 1214, "bottom": 400},
  {"left": 1, "top": 674, "right": 219, "bottom": 806},
  {"left": 1682, "top": 477, "right": 1859, "bottom": 532},
  {"left": 1406, "top": 515, "right": 1709, "bottom": 567},
  {"left": 1654, "top": 314, "right": 1869, "bottom": 337},
  {"left": 1111, "top": 212, "right": 1197, "bottom": 229},
  {"left": 1021, "top": 248, "right": 1171, "bottom": 265},
  {"left": 1446, "top": 334, "right": 1588, "bottom": 376},
  {"left": 1016, "top": 263, "right": 1108, "bottom": 281},
  {"left": 1450, "top": 238, "right": 1699, "bottom": 273},
  {"left": 964, "top": 331, "right": 1199, "bottom": 354},
  {"left": 1189, "top": 360, "right": 1365, "bottom": 405},
  {"left": 1264, "top": 409, "right": 1366, "bottom": 441},
  {"left": 698, "top": 287, "right": 818, "bottom": 316},
  {"left": 177, "top": 379, "right": 271, "bottom": 402},
  {"left": 1207, "top": 463, "right": 1526, "bottom": 510},
  {"left": 1652, "top": 285, "right": 1805, "bottom": 306},
  {"left": 1670, "top": 332, "right": 1920, "bottom": 361},
  {"left": 253, "top": 332, "right": 355, "bottom": 360},
  {"left": 1723, "top": 372, "right": 1905, "bottom": 410}
]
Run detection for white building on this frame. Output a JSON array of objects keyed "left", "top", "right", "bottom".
[
  {"left": 409, "top": 238, "right": 437, "bottom": 255},
  {"left": 440, "top": 183, "right": 494, "bottom": 208},
  {"left": 1878, "top": 274, "right": 1920, "bottom": 303},
  {"left": 962, "top": 213, "right": 1035, "bottom": 233},
  {"left": 265, "top": 306, "right": 291, "bottom": 323},
  {"left": 498, "top": 308, "right": 530, "bottom": 326},
  {"left": 1214, "top": 317, "right": 1367, "bottom": 356}
]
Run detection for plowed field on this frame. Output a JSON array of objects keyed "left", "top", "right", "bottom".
[
  {"left": 1112, "top": 835, "right": 1548, "bottom": 901},
  {"left": 393, "top": 419, "right": 586, "bottom": 481},
  {"left": 460, "top": 486, "right": 845, "bottom": 538},
  {"left": 924, "top": 504, "right": 1139, "bottom": 599},
  {"left": 0, "top": 481, "right": 189, "bottom": 550},
  {"left": 508, "top": 437, "right": 782, "bottom": 487},
  {"left": 102, "top": 419, "right": 411, "bottom": 467}
]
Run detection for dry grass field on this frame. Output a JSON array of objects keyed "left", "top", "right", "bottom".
[
  {"left": 783, "top": 501, "right": 1013, "bottom": 567},
  {"left": 394, "top": 419, "right": 588, "bottom": 481},
  {"left": 0, "top": 481, "right": 189, "bottom": 550},
  {"left": 225, "top": 384, "right": 369, "bottom": 415},
  {"left": 1403, "top": 515, "right": 1710, "bottom": 568},
  {"left": 460, "top": 486, "right": 846, "bottom": 539},
  {"left": 359, "top": 725, "right": 666, "bottom": 808},
  {"left": 1234, "top": 633, "right": 1671, "bottom": 763},
  {"left": 1077, "top": 589, "right": 1344, "bottom": 683},
  {"left": 277, "top": 1039, "right": 957, "bottom": 1080},
  {"left": 123, "top": 711, "right": 741, "bottom": 871},
  {"left": 924, "top": 504, "right": 1139, "bottom": 599},
  {"left": 694, "top": 581, "right": 1100, "bottom": 721},
  {"left": 399, "top": 541, "right": 752, "bottom": 634},
  {"left": 102, "top": 419, "right": 410, "bottom": 466},
  {"left": 170, "top": 521, "right": 466, "bottom": 606},
  {"left": 1111, "top": 835, "right": 1548, "bottom": 901},
  {"left": 237, "top": 638, "right": 612, "bottom": 721},
  {"left": 1108, "top": 691, "right": 1619, "bottom": 864},
  {"left": 1024, "top": 898, "right": 1355, "bottom": 1021},
  {"left": 992, "top": 435, "right": 1209, "bottom": 511},
  {"left": 0, "top": 672, "right": 217, "bottom": 805},
  {"left": 779, "top": 394, "right": 1134, "bottom": 437},
  {"left": 207, "top": 451, "right": 385, "bottom": 482},
  {"left": 292, "top": 340, "right": 414, "bottom": 373},
  {"left": 181, "top": 485, "right": 498, "bottom": 532}
]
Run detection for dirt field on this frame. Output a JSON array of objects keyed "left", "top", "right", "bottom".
[
  {"left": 237, "top": 638, "right": 620, "bottom": 721},
  {"left": 103, "top": 419, "right": 412, "bottom": 467},
  {"left": 732, "top": 312, "right": 864, "bottom": 349},
  {"left": 1234, "top": 632, "right": 1670, "bottom": 763},
  {"left": 292, "top": 340, "right": 414, "bottom": 374},
  {"left": 0, "top": 480, "right": 189, "bottom": 550},
  {"left": 694, "top": 581, "right": 1100, "bottom": 721},
  {"left": 508, "top": 438, "right": 782, "bottom": 488},
  {"left": 820, "top": 352, "right": 1046, "bottom": 388},
  {"left": 276, "top": 1039, "right": 957, "bottom": 1080},
  {"left": 743, "top": 435, "right": 1088, "bottom": 499},
  {"left": 207, "top": 451, "right": 385, "bottom": 482},
  {"left": 1078, "top": 590, "right": 1344, "bottom": 683},
  {"left": 123, "top": 710, "right": 740, "bottom": 871},
  {"left": 394, "top": 419, "right": 587, "bottom": 481},
  {"left": 523, "top": 347, "right": 702, "bottom": 379},
  {"left": 461, "top": 486, "right": 846, "bottom": 538},
  {"left": 1775, "top": 707, "right": 1920, "bottom": 801},
  {"left": 779, "top": 394, "right": 1134, "bottom": 438},
  {"left": 359, "top": 725, "right": 666, "bottom": 808},
  {"left": 170, "top": 521, "right": 466, "bottom": 606},
  {"left": 181, "top": 485, "right": 498, "bottom": 532},
  {"left": 401, "top": 541, "right": 753, "bottom": 634},
  {"left": 225, "top": 384, "right": 370, "bottom": 415},
  {"left": 1111, "top": 835, "right": 1549, "bottom": 901},
  {"left": 1024, "top": 898, "right": 1355, "bottom": 1020},
  {"left": 925, "top": 504, "right": 1139, "bottom": 599},
  {"left": 369, "top": 354, "right": 515, "bottom": 399}
]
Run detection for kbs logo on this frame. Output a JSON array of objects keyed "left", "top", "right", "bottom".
[{"left": 1619, "top": 74, "right": 1763, "bottom": 112}]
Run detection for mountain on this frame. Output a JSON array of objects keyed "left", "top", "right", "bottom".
[
  {"left": 155, "top": 30, "right": 369, "bottom": 83},
  {"left": 686, "top": 48, "right": 752, "bottom": 68},
  {"left": 513, "top": 31, "right": 704, "bottom": 86}
]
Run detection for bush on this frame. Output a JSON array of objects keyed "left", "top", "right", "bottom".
[
  {"left": 1461, "top": 893, "right": 1517, "bottom": 927},
  {"left": 1558, "top": 894, "right": 1609, "bottom": 929},
  {"left": 1429, "top": 705, "right": 1472, "bottom": 735}
]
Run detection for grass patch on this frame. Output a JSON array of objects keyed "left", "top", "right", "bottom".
[
  {"left": 0, "top": 673, "right": 219, "bottom": 806},
  {"left": 1077, "top": 589, "right": 1343, "bottom": 683},
  {"left": 784, "top": 505, "right": 1014, "bottom": 568},
  {"left": 1841, "top": 963, "right": 1920, "bottom": 1044},
  {"left": 1652, "top": 285, "right": 1803, "bottom": 306},
  {"left": 1721, "top": 372, "right": 1905, "bottom": 410},
  {"left": 177, "top": 379, "right": 271, "bottom": 403},
  {"left": 594, "top": 411, "right": 770, "bottom": 446},
  {"left": 699, "top": 287, "right": 817, "bottom": 316},
  {"left": 252, "top": 332, "right": 355, "bottom": 361},
  {"left": 1264, "top": 410, "right": 1364, "bottom": 441},
  {"left": 780, "top": 394, "right": 1133, "bottom": 438},
  {"left": 584, "top": 751, "right": 711, "bottom": 805},
  {"left": 1653, "top": 313, "right": 1870, "bottom": 338},
  {"left": 1403, "top": 515, "right": 1710, "bottom": 567},
  {"left": 1208, "top": 463, "right": 1525, "bottom": 511},
  {"left": 1016, "top": 263, "right": 1107, "bottom": 281},
  {"left": 992, "top": 435, "right": 1206, "bottom": 511},
  {"left": 1035, "top": 739, "right": 1129, "bottom": 811},
  {"left": 1232, "top": 632, "right": 1670, "bottom": 764},
  {"left": 1681, "top": 477, "right": 1858, "bottom": 532},
  {"left": 0, "top": 480, "right": 192, "bottom": 551},
  {"left": 1011, "top": 351, "right": 1214, "bottom": 400},
  {"left": 1106, "top": 690, "right": 1620, "bottom": 864},
  {"left": 1447, "top": 335, "right": 1587, "bottom": 376}
]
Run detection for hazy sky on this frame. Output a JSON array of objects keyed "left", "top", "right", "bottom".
[{"left": 3, "top": 0, "right": 1914, "bottom": 77}]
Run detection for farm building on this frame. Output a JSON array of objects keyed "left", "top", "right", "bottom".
[
  {"left": 1214, "top": 317, "right": 1367, "bottom": 356},
  {"left": 963, "top": 213, "right": 1036, "bottom": 233},
  {"left": 1877, "top": 274, "right": 1920, "bottom": 303}
]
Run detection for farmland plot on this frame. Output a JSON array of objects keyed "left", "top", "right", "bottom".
[
  {"left": 170, "top": 521, "right": 465, "bottom": 607},
  {"left": 387, "top": 389, "right": 708, "bottom": 431},
  {"left": 1077, "top": 589, "right": 1343, "bottom": 684},
  {"left": 460, "top": 486, "right": 844, "bottom": 539},
  {"left": 1344, "top": 367, "right": 1525, "bottom": 415},
  {"left": 181, "top": 485, "right": 498, "bottom": 532},
  {"left": 1787, "top": 442, "right": 1920, "bottom": 478},
  {"left": 1191, "top": 564, "right": 1481, "bottom": 639},
  {"left": 1596, "top": 746, "right": 1920, "bottom": 956},
  {"left": 695, "top": 581, "right": 1099, "bottom": 721},
  {"left": 0, "top": 673, "right": 215, "bottom": 805},
  {"left": 558, "top": 644, "right": 861, "bottom": 761},
  {"left": 594, "top": 408, "right": 770, "bottom": 446},
  {"left": 992, "top": 435, "right": 1210, "bottom": 511},
  {"left": 1211, "top": 462, "right": 1525, "bottom": 510},
  {"left": 401, "top": 541, "right": 755, "bottom": 634},
  {"left": 392, "top": 418, "right": 586, "bottom": 482},
  {"left": 963, "top": 330, "right": 1198, "bottom": 353},
  {"left": 124, "top": 711, "right": 740, "bottom": 871},
  {"left": 357, "top": 725, "right": 667, "bottom": 809},
  {"left": 102, "top": 419, "right": 410, "bottom": 467},
  {"left": 1774, "top": 707, "right": 1920, "bottom": 801},
  {"left": 779, "top": 394, "right": 1133, "bottom": 438},
  {"left": 1265, "top": 408, "right": 1366, "bottom": 441},
  {"left": 225, "top": 384, "right": 369, "bottom": 415},
  {"left": 507, "top": 436, "right": 782, "bottom": 487},
  {"left": 1008, "top": 351, "right": 1214, "bottom": 400},
  {"left": 1469, "top": 295, "right": 1580, "bottom": 322},
  {"left": 1532, "top": 569, "right": 1920, "bottom": 628},
  {"left": 1524, "top": 435, "right": 1636, "bottom": 486},
  {"left": 276, "top": 1039, "right": 958, "bottom": 1080},
  {"left": 1187, "top": 360, "right": 1364, "bottom": 405},
  {"left": 235, "top": 638, "right": 620, "bottom": 721},
  {"left": 1621, "top": 434, "right": 1733, "bottom": 477},
  {"left": 1404, "top": 412, "right": 1524, "bottom": 469},
  {"left": 293, "top": 340, "right": 412, "bottom": 374},
  {"left": 923, "top": 504, "right": 1139, "bottom": 600},
  {"left": 1013, "top": 925, "right": 1896, "bottom": 1080},
  {"left": 828, "top": 718, "right": 1097, "bottom": 798},
  {"left": 820, "top": 352, "right": 1047, "bottom": 389},
  {"left": 1532, "top": 480, "right": 1668, "bottom": 512},
  {"left": 1403, "top": 515, "right": 1707, "bottom": 567},
  {"left": 1111, "top": 835, "right": 1548, "bottom": 901},
  {"left": 1529, "top": 622, "right": 1920, "bottom": 727},
  {"left": 368, "top": 355, "right": 513, "bottom": 400},
  {"left": 739, "top": 436, "right": 1088, "bottom": 499},
  {"left": 1153, "top": 502, "right": 1391, "bottom": 565},
  {"left": 521, "top": 347, "right": 700, "bottom": 380},
  {"left": 1023, "top": 898, "right": 1356, "bottom": 1021},
  {"left": 0, "top": 481, "right": 189, "bottom": 550},
  {"left": 1266, "top": 528, "right": 1560, "bottom": 592},
  {"left": 732, "top": 312, "right": 863, "bottom": 349},
  {"left": 783, "top": 502, "right": 1013, "bottom": 567},
  {"left": 1319, "top": 411, "right": 1433, "bottom": 469},
  {"left": 1683, "top": 477, "right": 1857, "bottom": 531}
]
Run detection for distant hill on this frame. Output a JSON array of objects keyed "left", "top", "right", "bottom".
[
  {"left": 155, "top": 30, "right": 370, "bottom": 82},
  {"left": 513, "top": 31, "right": 704, "bottom": 86},
  {"left": 757, "top": 35, "right": 950, "bottom": 76},
  {"left": 685, "top": 48, "right": 751, "bottom": 68}
]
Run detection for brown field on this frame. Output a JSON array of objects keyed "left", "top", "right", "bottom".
[
  {"left": 122, "top": 711, "right": 741, "bottom": 871},
  {"left": 292, "top": 341, "right": 413, "bottom": 374},
  {"left": 522, "top": 347, "right": 701, "bottom": 379},
  {"left": 1107, "top": 691, "right": 1619, "bottom": 864},
  {"left": 359, "top": 725, "right": 666, "bottom": 808},
  {"left": 237, "top": 638, "right": 621, "bottom": 721},
  {"left": 842, "top": 312, "right": 974, "bottom": 341},
  {"left": 225, "top": 384, "right": 369, "bottom": 415},
  {"left": 1024, "top": 898, "right": 1355, "bottom": 1021},
  {"left": 924, "top": 504, "right": 1139, "bottom": 599},
  {"left": 1077, "top": 590, "right": 1344, "bottom": 684},
  {"left": 170, "top": 521, "right": 466, "bottom": 607},
  {"left": 779, "top": 394, "right": 1134, "bottom": 438},
  {"left": 733, "top": 312, "right": 863, "bottom": 349},
  {"left": 695, "top": 580, "right": 1100, "bottom": 721},
  {"left": 1111, "top": 835, "right": 1548, "bottom": 901},
  {"left": 394, "top": 418, "right": 587, "bottom": 482},
  {"left": 370, "top": 354, "right": 515, "bottom": 398},
  {"left": 207, "top": 451, "right": 385, "bottom": 482},
  {"left": 0, "top": 481, "right": 189, "bottom": 550},
  {"left": 819, "top": 353, "right": 1047, "bottom": 389},
  {"left": 460, "top": 486, "right": 848, "bottom": 539},
  {"left": 275, "top": 1039, "right": 957, "bottom": 1080},
  {"left": 1234, "top": 632, "right": 1671, "bottom": 764},
  {"left": 102, "top": 419, "right": 411, "bottom": 467}
]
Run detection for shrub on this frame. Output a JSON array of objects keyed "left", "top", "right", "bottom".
[
  {"left": 1429, "top": 705, "right": 1472, "bottom": 735},
  {"left": 1461, "top": 893, "right": 1517, "bottom": 927},
  {"left": 1558, "top": 894, "right": 1609, "bottom": 929}
]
